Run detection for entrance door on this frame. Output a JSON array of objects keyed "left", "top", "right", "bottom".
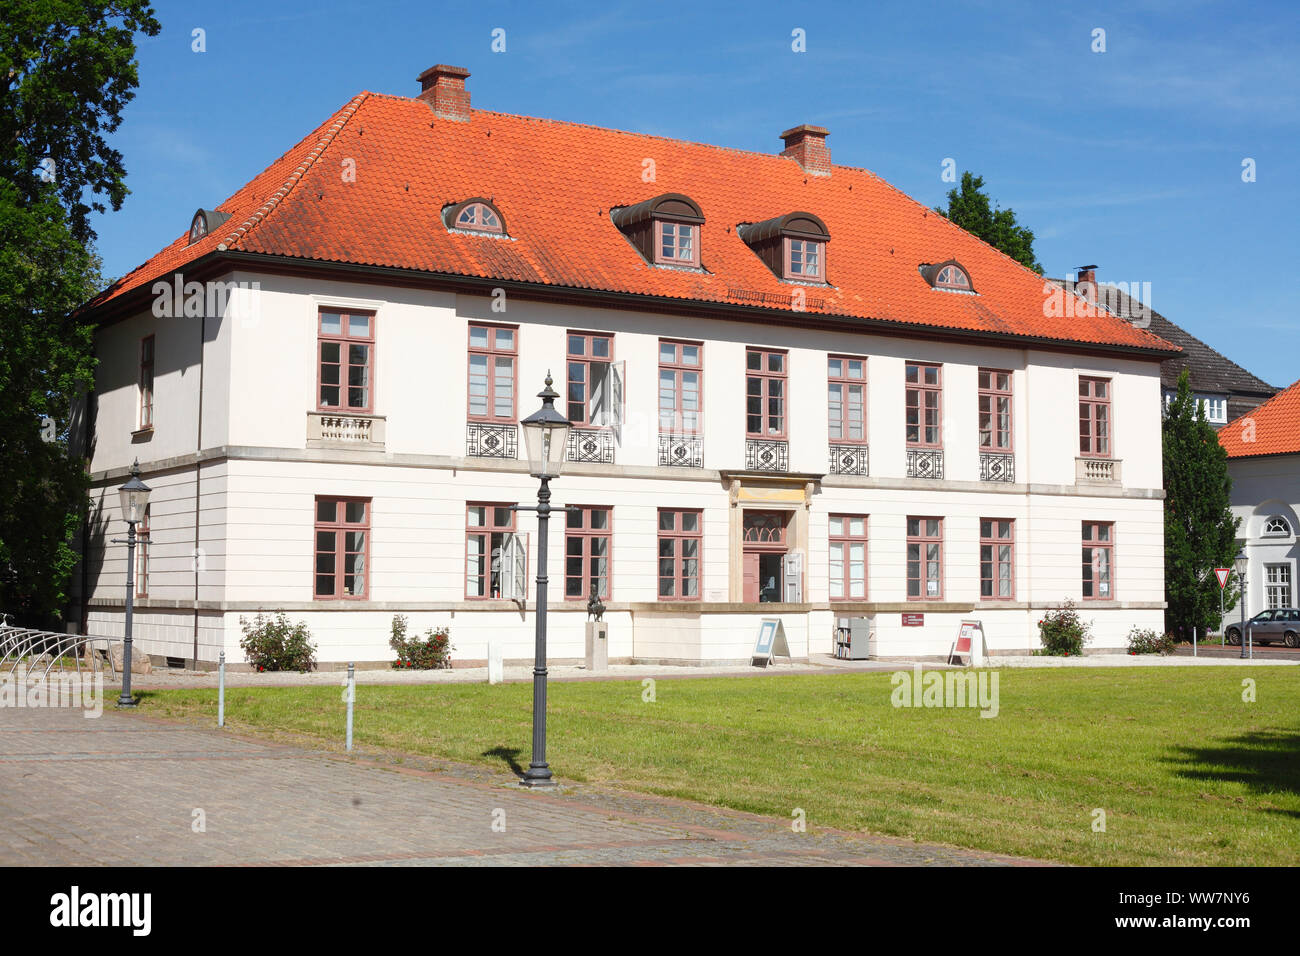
[{"left": 742, "top": 510, "right": 788, "bottom": 602}]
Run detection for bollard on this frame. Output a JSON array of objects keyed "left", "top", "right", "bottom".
[
  {"left": 346, "top": 662, "right": 355, "bottom": 752},
  {"left": 218, "top": 651, "right": 226, "bottom": 728},
  {"left": 1193, "top": 627, "right": 1197, "bottom": 658}
]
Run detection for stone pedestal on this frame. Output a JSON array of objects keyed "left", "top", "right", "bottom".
[
  {"left": 585, "top": 621, "right": 608, "bottom": 672},
  {"left": 487, "top": 641, "right": 503, "bottom": 684}
]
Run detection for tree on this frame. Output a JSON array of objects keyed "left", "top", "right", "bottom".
[
  {"left": 1, "top": 1, "right": 160, "bottom": 243},
  {"left": 1163, "top": 369, "right": 1241, "bottom": 637},
  {"left": 0, "top": 2, "right": 158, "bottom": 625},
  {"left": 934, "top": 171, "right": 1043, "bottom": 274}
]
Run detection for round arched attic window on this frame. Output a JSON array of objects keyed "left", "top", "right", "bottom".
[
  {"left": 935, "top": 264, "right": 971, "bottom": 291},
  {"left": 446, "top": 199, "right": 506, "bottom": 235},
  {"left": 1263, "top": 515, "right": 1292, "bottom": 537},
  {"left": 189, "top": 211, "right": 207, "bottom": 244}
]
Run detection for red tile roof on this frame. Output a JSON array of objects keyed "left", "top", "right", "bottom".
[
  {"left": 88, "top": 92, "right": 1179, "bottom": 355},
  {"left": 1220, "top": 377, "right": 1300, "bottom": 458}
]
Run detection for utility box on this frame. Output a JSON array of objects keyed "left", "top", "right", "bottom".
[
  {"left": 585, "top": 621, "right": 608, "bottom": 671},
  {"left": 834, "top": 616, "right": 874, "bottom": 660}
]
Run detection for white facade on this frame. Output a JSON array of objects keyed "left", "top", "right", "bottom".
[
  {"left": 1227, "top": 454, "right": 1300, "bottom": 616},
  {"left": 79, "top": 269, "right": 1167, "bottom": 667}
]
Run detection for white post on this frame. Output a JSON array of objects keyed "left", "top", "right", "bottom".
[
  {"left": 345, "top": 662, "right": 355, "bottom": 751},
  {"left": 1192, "top": 627, "right": 1197, "bottom": 658},
  {"left": 487, "top": 641, "right": 503, "bottom": 685},
  {"left": 218, "top": 651, "right": 225, "bottom": 727}
]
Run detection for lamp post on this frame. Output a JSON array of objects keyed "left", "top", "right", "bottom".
[
  {"left": 114, "top": 460, "right": 152, "bottom": 707},
  {"left": 1234, "top": 549, "right": 1249, "bottom": 660},
  {"left": 516, "top": 374, "right": 572, "bottom": 787}
]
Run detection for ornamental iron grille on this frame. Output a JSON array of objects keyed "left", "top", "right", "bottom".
[
  {"left": 566, "top": 428, "right": 615, "bottom": 464},
  {"left": 906, "top": 448, "right": 944, "bottom": 479},
  {"left": 979, "top": 452, "right": 1014, "bottom": 482},
  {"left": 658, "top": 434, "right": 704, "bottom": 468},
  {"left": 829, "top": 444, "right": 869, "bottom": 476},
  {"left": 745, "top": 438, "right": 789, "bottom": 472},
  {"left": 466, "top": 423, "right": 517, "bottom": 459}
]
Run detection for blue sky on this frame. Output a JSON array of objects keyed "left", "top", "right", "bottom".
[{"left": 93, "top": 0, "right": 1299, "bottom": 387}]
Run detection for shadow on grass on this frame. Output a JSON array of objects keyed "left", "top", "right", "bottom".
[
  {"left": 482, "top": 746, "right": 525, "bottom": 778},
  {"left": 1167, "top": 730, "right": 1300, "bottom": 817}
]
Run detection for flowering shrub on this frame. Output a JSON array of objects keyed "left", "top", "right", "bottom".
[
  {"left": 1127, "top": 627, "right": 1176, "bottom": 656},
  {"left": 1038, "top": 601, "right": 1091, "bottom": 656},
  {"left": 389, "top": 614, "right": 453, "bottom": 670},
  {"left": 239, "top": 612, "right": 317, "bottom": 672}
]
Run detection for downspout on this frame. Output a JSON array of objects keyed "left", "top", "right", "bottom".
[
  {"left": 1022, "top": 349, "right": 1032, "bottom": 651},
  {"left": 192, "top": 310, "right": 206, "bottom": 668}
]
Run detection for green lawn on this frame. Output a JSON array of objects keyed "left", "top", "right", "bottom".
[{"left": 138, "top": 667, "right": 1300, "bottom": 866}]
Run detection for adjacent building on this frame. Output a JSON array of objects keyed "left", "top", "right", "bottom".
[
  {"left": 74, "top": 64, "right": 1178, "bottom": 667},
  {"left": 1221, "top": 379, "right": 1300, "bottom": 615}
]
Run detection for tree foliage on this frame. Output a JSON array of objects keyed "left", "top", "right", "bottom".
[
  {"left": 0, "top": 2, "right": 158, "bottom": 624},
  {"left": 934, "top": 171, "right": 1043, "bottom": 274},
  {"left": 1, "top": 1, "right": 160, "bottom": 244},
  {"left": 1163, "top": 370, "right": 1241, "bottom": 636}
]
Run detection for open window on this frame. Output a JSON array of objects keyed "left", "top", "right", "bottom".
[
  {"left": 566, "top": 332, "right": 624, "bottom": 436},
  {"left": 498, "top": 531, "right": 529, "bottom": 603},
  {"left": 782, "top": 552, "right": 804, "bottom": 603}
]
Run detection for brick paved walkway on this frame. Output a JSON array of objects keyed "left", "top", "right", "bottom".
[{"left": 0, "top": 707, "right": 1045, "bottom": 866}]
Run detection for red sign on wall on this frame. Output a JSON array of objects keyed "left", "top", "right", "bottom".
[{"left": 902, "top": 613, "right": 925, "bottom": 627}]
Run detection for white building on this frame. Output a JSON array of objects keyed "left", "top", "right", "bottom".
[
  {"left": 74, "top": 65, "right": 1176, "bottom": 668},
  {"left": 1222, "top": 379, "right": 1300, "bottom": 616}
]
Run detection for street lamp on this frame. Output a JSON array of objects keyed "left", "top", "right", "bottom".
[
  {"left": 1234, "top": 549, "right": 1249, "bottom": 659},
  {"left": 114, "top": 459, "right": 151, "bottom": 707},
  {"left": 516, "top": 374, "right": 572, "bottom": 787}
]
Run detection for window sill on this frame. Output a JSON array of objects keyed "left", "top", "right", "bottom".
[{"left": 130, "top": 426, "right": 154, "bottom": 442}]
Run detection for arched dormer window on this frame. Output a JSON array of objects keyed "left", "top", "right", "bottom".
[
  {"left": 737, "top": 211, "right": 830, "bottom": 282},
  {"left": 443, "top": 198, "right": 507, "bottom": 235},
  {"left": 188, "top": 208, "right": 231, "bottom": 245},
  {"left": 1264, "top": 515, "right": 1292, "bottom": 537},
  {"left": 611, "top": 193, "right": 704, "bottom": 267},
  {"left": 921, "top": 260, "right": 976, "bottom": 293}
]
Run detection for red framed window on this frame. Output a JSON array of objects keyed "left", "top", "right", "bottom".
[
  {"left": 905, "top": 363, "right": 942, "bottom": 447},
  {"left": 980, "top": 519, "right": 1015, "bottom": 600},
  {"left": 746, "top": 348, "right": 787, "bottom": 438},
  {"left": 135, "top": 504, "right": 150, "bottom": 598},
  {"left": 658, "top": 340, "right": 702, "bottom": 434},
  {"left": 1082, "top": 521, "right": 1115, "bottom": 600},
  {"left": 785, "top": 238, "right": 823, "bottom": 280},
  {"left": 318, "top": 310, "right": 375, "bottom": 413},
  {"left": 656, "top": 221, "right": 699, "bottom": 266},
  {"left": 1079, "top": 377, "right": 1112, "bottom": 457},
  {"left": 138, "top": 335, "right": 155, "bottom": 429},
  {"left": 828, "top": 356, "right": 866, "bottom": 443},
  {"left": 565, "top": 507, "right": 612, "bottom": 601},
  {"left": 468, "top": 324, "right": 517, "bottom": 422},
  {"left": 657, "top": 509, "right": 702, "bottom": 600},
  {"left": 466, "top": 504, "right": 516, "bottom": 599},
  {"left": 829, "top": 514, "right": 867, "bottom": 601},
  {"left": 935, "top": 265, "right": 971, "bottom": 291},
  {"left": 455, "top": 202, "right": 503, "bottom": 233},
  {"left": 978, "top": 369, "right": 1013, "bottom": 451},
  {"left": 314, "top": 497, "right": 370, "bottom": 599},
  {"left": 566, "top": 332, "right": 614, "bottom": 426},
  {"left": 906, "top": 516, "right": 943, "bottom": 601}
]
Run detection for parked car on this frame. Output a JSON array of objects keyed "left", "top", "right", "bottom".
[{"left": 1225, "top": 608, "right": 1300, "bottom": 647}]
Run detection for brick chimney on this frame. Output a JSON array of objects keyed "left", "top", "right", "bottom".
[
  {"left": 780, "top": 125, "right": 830, "bottom": 176},
  {"left": 418, "top": 64, "right": 471, "bottom": 121},
  {"left": 1075, "top": 264, "right": 1098, "bottom": 303}
]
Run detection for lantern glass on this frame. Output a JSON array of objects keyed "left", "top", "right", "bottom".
[
  {"left": 118, "top": 474, "right": 152, "bottom": 526},
  {"left": 522, "top": 418, "right": 570, "bottom": 478},
  {"left": 1234, "top": 550, "right": 1248, "bottom": 583}
]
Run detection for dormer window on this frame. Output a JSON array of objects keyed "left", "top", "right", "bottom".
[
  {"left": 187, "top": 208, "right": 231, "bottom": 245},
  {"left": 444, "top": 198, "right": 506, "bottom": 236},
  {"left": 611, "top": 193, "right": 704, "bottom": 268},
  {"left": 921, "top": 260, "right": 976, "bottom": 293},
  {"left": 737, "top": 212, "right": 830, "bottom": 283}
]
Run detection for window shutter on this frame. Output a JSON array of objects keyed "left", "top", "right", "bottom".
[
  {"left": 503, "top": 532, "right": 529, "bottom": 603},
  {"left": 610, "top": 360, "right": 625, "bottom": 441},
  {"left": 783, "top": 551, "right": 804, "bottom": 603}
]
